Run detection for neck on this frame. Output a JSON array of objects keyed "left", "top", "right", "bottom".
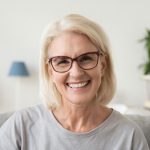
[{"left": 52, "top": 102, "right": 112, "bottom": 132}]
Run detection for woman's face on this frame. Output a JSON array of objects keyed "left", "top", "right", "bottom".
[{"left": 48, "top": 31, "right": 105, "bottom": 106}]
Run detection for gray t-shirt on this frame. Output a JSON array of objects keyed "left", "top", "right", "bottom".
[{"left": 0, "top": 104, "right": 149, "bottom": 150}]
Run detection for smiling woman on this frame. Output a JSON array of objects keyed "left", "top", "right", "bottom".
[{"left": 0, "top": 14, "right": 149, "bottom": 150}]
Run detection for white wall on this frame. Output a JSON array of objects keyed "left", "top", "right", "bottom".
[{"left": 0, "top": 0, "right": 150, "bottom": 112}]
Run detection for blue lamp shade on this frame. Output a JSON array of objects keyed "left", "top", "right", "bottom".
[{"left": 9, "top": 61, "right": 29, "bottom": 77}]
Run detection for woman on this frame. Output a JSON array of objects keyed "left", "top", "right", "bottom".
[{"left": 0, "top": 14, "right": 149, "bottom": 150}]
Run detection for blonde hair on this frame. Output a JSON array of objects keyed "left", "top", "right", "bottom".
[{"left": 40, "top": 14, "right": 116, "bottom": 109}]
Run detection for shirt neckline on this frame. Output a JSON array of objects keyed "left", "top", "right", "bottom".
[{"left": 45, "top": 107, "right": 117, "bottom": 138}]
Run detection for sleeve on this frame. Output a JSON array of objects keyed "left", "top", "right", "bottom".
[
  {"left": 0, "top": 113, "right": 21, "bottom": 150},
  {"left": 132, "top": 126, "right": 150, "bottom": 150}
]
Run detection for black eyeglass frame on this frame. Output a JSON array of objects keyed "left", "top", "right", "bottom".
[{"left": 47, "top": 51, "right": 103, "bottom": 73}]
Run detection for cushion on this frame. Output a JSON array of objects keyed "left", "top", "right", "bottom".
[{"left": 0, "top": 112, "right": 13, "bottom": 127}]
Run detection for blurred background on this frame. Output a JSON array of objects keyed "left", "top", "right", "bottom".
[{"left": 0, "top": 0, "right": 150, "bottom": 112}]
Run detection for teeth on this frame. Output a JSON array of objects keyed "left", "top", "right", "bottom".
[{"left": 68, "top": 81, "right": 89, "bottom": 88}]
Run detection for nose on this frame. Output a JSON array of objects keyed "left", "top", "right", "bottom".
[{"left": 69, "top": 61, "right": 85, "bottom": 77}]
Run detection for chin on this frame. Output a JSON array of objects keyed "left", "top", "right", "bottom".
[{"left": 66, "top": 95, "right": 96, "bottom": 105}]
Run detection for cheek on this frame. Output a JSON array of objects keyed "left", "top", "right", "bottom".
[
  {"left": 93, "top": 67, "right": 103, "bottom": 86},
  {"left": 48, "top": 65, "right": 53, "bottom": 78},
  {"left": 51, "top": 74, "right": 62, "bottom": 95},
  {"left": 97, "top": 62, "right": 105, "bottom": 77},
  {"left": 51, "top": 72, "right": 59, "bottom": 85},
  {"left": 95, "top": 72, "right": 102, "bottom": 85},
  {"left": 51, "top": 72, "right": 66, "bottom": 88}
]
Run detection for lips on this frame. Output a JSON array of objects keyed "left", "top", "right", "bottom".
[{"left": 67, "top": 80, "right": 90, "bottom": 88}]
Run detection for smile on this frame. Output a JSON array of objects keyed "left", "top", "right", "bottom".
[{"left": 67, "top": 81, "right": 90, "bottom": 88}]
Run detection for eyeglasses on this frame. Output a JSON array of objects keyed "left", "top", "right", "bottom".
[{"left": 47, "top": 51, "right": 102, "bottom": 73}]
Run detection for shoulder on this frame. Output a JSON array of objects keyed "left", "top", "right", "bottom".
[
  {"left": 15, "top": 104, "right": 48, "bottom": 120},
  {"left": 109, "top": 110, "right": 149, "bottom": 148},
  {"left": 110, "top": 109, "right": 140, "bottom": 128},
  {"left": 1, "top": 104, "right": 50, "bottom": 130},
  {"left": 107, "top": 109, "right": 146, "bottom": 136}
]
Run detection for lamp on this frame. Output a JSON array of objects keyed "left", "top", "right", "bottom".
[
  {"left": 8, "top": 61, "right": 29, "bottom": 110},
  {"left": 9, "top": 61, "right": 29, "bottom": 77}
]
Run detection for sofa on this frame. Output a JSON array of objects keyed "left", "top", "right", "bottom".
[{"left": 0, "top": 112, "right": 150, "bottom": 148}]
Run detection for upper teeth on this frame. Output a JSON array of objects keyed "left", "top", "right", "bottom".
[{"left": 68, "top": 81, "right": 88, "bottom": 88}]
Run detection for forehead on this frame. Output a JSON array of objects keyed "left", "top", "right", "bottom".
[{"left": 48, "top": 31, "right": 97, "bottom": 57}]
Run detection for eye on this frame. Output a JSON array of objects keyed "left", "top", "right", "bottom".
[
  {"left": 57, "top": 59, "right": 70, "bottom": 65},
  {"left": 52, "top": 57, "right": 71, "bottom": 66},
  {"left": 79, "top": 55, "right": 94, "bottom": 63}
]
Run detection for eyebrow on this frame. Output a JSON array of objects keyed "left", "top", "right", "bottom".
[{"left": 48, "top": 51, "right": 99, "bottom": 59}]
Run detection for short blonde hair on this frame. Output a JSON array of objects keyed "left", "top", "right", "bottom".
[{"left": 40, "top": 14, "right": 116, "bottom": 109}]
